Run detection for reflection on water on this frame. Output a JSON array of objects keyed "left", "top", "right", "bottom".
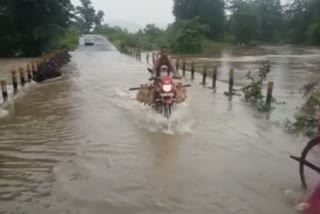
[
  {"left": 146, "top": 133, "right": 183, "bottom": 206},
  {"left": 0, "top": 42, "right": 318, "bottom": 213}
]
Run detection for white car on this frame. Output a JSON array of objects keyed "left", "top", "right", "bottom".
[{"left": 84, "top": 35, "right": 95, "bottom": 46}]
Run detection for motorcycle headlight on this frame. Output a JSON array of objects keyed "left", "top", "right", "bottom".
[{"left": 162, "top": 84, "right": 172, "bottom": 92}]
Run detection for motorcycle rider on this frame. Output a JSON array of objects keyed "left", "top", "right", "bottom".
[
  {"left": 148, "top": 46, "right": 181, "bottom": 105},
  {"left": 152, "top": 46, "right": 178, "bottom": 77}
]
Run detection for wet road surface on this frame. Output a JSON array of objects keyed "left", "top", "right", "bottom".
[{"left": 0, "top": 35, "right": 316, "bottom": 213}]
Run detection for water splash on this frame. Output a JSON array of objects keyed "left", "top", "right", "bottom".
[
  {"left": 283, "top": 189, "right": 311, "bottom": 212},
  {"left": 107, "top": 87, "right": 195, "bottom": 135},
  {"left": 0, "top": 108, "right": 9, "bottom": 118}
]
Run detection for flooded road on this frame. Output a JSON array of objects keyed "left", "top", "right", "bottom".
[{"left": 0, "top": 35, "right": 317, "bottom": 213}]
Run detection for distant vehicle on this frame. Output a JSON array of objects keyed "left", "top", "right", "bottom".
[{"left": 84, "top": 35, "right": 95, "bottom": 46}]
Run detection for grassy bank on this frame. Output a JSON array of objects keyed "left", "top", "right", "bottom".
[
  {"left": 202, "top": 41, "right": 233, "bottom": 55},
  {"left": 51, "top": 28, "right": 80, "bottom": 52},
  {"left": 170, "top": 41, "right": 233, "bottom": 58}
]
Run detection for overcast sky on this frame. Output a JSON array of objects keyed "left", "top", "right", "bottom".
[
  {"left": 71, "top": 0, "right": 289, "bottom": 28},
  {"left": 71, "top": 0, "right": 175, "bottom": 27}
]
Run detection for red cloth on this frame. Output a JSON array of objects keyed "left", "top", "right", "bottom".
[{"left": 305, "top": 181, "right": 320, "bottom": 214}]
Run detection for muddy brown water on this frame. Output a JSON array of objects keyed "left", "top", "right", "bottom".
[{"left": 0, "top": 35, "right": 319, "bottom": 213}]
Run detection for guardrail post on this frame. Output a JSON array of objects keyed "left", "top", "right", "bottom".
[
  {"left": 228, "top": 68, "right": 234, "bottom": 95},
  {"left": 1, "top": 80, "right": 8, "bottom": 102},
  {"left": 27, "top": 64, "right": 32, "bottom": 82},
  {"left": 176, "top": 59, "right": 179, "bottom": 72},
  {"left": 182, "top": 59, "right": 186, "bottom": 77},
  {"left": 191, "top": 62, "right": 195, "bottom": 81},
  {"left": 202, "top": 66, "right": 207, "bottom": 85},
  {"left": 212, "top": 65, "right": 217, "bottom": 90},
  {"left": 12, "top": 70, "right": 18, "bottom": 94},
  {"left": 32, "top": 62, "right": 37, "bottom": 76},
  {"left": 19, "top": 67, "right": 25, "bottom": 87},
  {"left": 266, "top": 81, "right": 274, "bottom": 106}
]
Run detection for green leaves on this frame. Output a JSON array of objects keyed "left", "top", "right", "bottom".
[
  {"left": 286, "top": 80, "right": 320, "bottom": 136},
  {"left": 75, "top": 0, "right": 104, "bottom": 33},
  {"left": 242, "top": 61, "right": 272, "bottom": 112},
  {"left": 96, "top": 24, "right": 168, "bottom": 51},
  {"left": 173, "top": 0, "right": 225, "bottom": 40},
  {"left": 170, "top": 19, "right": 208, "bottom": 54},
  {"left": 228, "top": 0, "right": 282, "bottom": 44},
  {"left": 0, "top": 0, "right": 73, "bottom": 57},
  {"left": 227, "top": 0, "right": 319, "bottom": 45},
  {"left": 306, "top": 22, "right": 320, "bottom": 45}
]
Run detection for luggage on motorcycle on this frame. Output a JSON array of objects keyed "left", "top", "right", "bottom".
[
  {"left": 148, "top": 88, "right": 155, "bottom": 105},
  {"left": 136, "top": 88, "right": 143, "bottom": 102},
  {"left": 175, "top": 82, "right": 187, "bottom": 104},
  {"left": 136, "top": 85, "right": 154, "bottom": 105}
]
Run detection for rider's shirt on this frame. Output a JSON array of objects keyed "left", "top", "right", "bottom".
[{"left": 153, "top": 55, "right": 176, "bottom": 77}]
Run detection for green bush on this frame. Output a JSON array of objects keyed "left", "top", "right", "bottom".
[
  {"left": 51, "top": 27, "right": 80, "bottom": 51},
  {"left": 170, "top": 18, "right": 208, "bottom": 54},
  {"left": 285, "top": 82, "right": 320, "bottom": 136},
  {"left": 306, "top": 22, "right": 320, "bottom": 45},
  {"left": 242, "top": 61, "right": 273, "bottom": 112},
  {"left": 96, "top": 24, "right": 168, "bottom": 51}
]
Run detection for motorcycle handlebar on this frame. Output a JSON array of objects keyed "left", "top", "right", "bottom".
[
  {"left": 149, "top": 76, "right": 182, "bottom": 81},
  {"left": 129, "top": 84, "right": 191, "bottom": 91}
]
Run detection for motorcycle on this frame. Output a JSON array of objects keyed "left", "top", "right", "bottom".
[
  {"left": 129, "top": 68, "right": 190, "bottom": 119},
  {"left": 150, "top": 72, "right": 179, "bottom": 118}
]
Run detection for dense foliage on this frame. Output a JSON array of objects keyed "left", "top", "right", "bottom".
[
  {"left": 169, "top": 18, "right": 208, "bottom": 54},
  {"left": 172, "top": 0, "right": 320, "bottom": 46},
  {"left": 0, "top": 0, "right": 104, "bottom": 57},
  {"left": 75, "top": 0, "right": 104, "bottom": 33},
  {"left": 0, "top": 0, "right": 73, "bottom": 57},
  {"left": 1, "top": 0, "right": 320, "bottom": 56},
  {"left": 96, "top": 24, "right": 169, "bottom": 52},
  {"left": 285, "top": 82, "right": 320, "bottom": 136},
  {"left": 173, "top": 0, "right": 225, "bottom": 40},
  {"left": 104, "top": 0, "right": 320, "bottom": 54},
  {"left": 242, "top": 61, "right": 273, "bottom": 112}
]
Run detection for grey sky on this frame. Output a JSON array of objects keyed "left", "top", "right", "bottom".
[
  {"left": 71, "top": 0, "right": 289, "bottom": 29},
  {"left": 71, "top": 0, "right": 175, "bottom": 27}
]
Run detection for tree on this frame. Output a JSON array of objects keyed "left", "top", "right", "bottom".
[
  {"left": 95, "top": 10, "right": 105, "bottom": 29},
  {"left": 229, "top": 0, "right": 259, "bottom": 44},
  {"left": 76, "top": 0, "right": 104, "bottom": 33},
  {"left": 306, "top": 22, "right": 320, "bottom": 45},
  {"left": 283, "top": 0, "right": 311, "bottom": 43},
  {"left": 304, "top": 0, "right": 320, "bottom": 45},
  {"left": 255, "top": 0, "right": 282, "bottom": 42},
  {"left": 144, "top": 24, "right": 163, "bottom": 39},
  {"left": 0, "top": 0, "right": 73, "bottom": 57},
  {"left": 173, "top": 0, "right": 225, "bottom": 40},
  {"left": 170, "top": 18, "right": 208, "bottom": 54},
  {"left": 280, "top": 0, "right": 320, "bottom": 44}
]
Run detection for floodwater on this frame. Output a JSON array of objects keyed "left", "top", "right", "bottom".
[
  {"left": 196, "top": 45, "right": 320, "bottom": 90},
  {"left": 0, "top": 35, "right": 319, "bottom": 214}
]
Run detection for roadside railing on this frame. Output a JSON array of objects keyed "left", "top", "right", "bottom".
[{"left": 124, "top": 50, "right": 275, "bottom": 108}]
